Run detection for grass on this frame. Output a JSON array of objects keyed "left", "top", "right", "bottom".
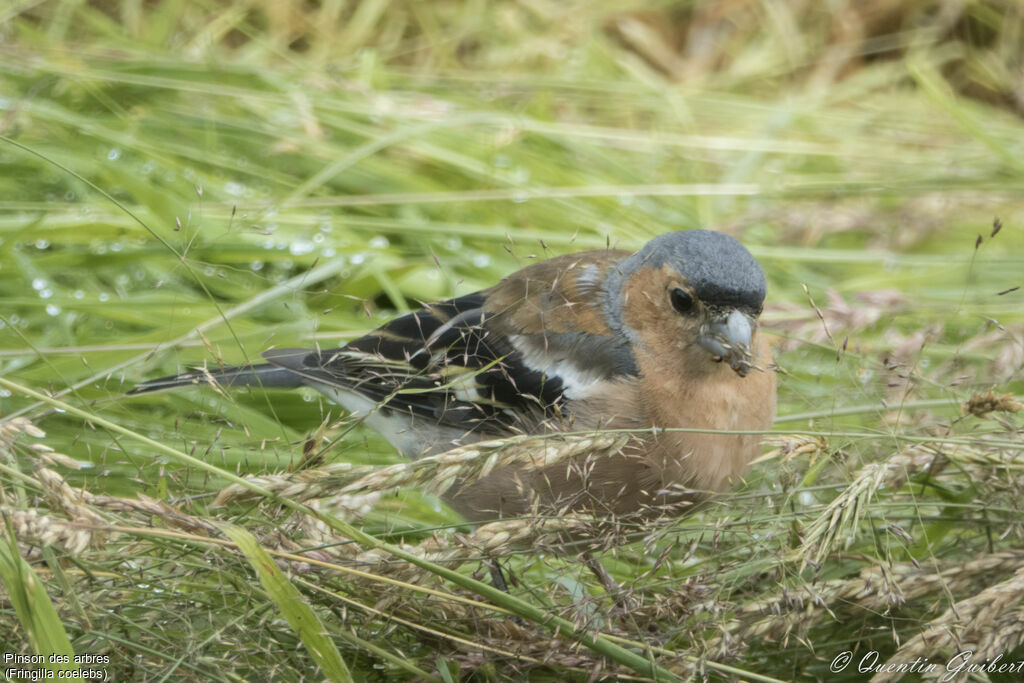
[{"left": 1, "top": 0, "right": 1023, "bottom": 680}]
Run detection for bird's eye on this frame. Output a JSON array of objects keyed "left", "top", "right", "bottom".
[{"left": 669, "top": 288, "right": 694, "bottom": 315}]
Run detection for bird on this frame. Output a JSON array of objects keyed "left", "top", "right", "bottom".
[{"left": 131, "top": 230, "right": 776, "bottom": 523}]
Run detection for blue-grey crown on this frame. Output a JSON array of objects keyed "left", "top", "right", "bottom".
[{"left": 628, "top": 230, "right": 766, "bottom": 311}]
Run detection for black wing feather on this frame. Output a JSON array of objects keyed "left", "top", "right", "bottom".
[{"left": 263, "top": 292, "right": 566, "bottom": 434}]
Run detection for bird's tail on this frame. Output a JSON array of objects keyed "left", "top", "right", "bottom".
[{"left": 127, "top": 363, "right": 302, "bottom": 395}]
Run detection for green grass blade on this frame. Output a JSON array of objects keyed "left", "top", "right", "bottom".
[
  {"left": 0, "top": 533, "right": 79, "bottom": 676},
  {"left": 218, "top": 523, "right": 352, "bottom": 683}
]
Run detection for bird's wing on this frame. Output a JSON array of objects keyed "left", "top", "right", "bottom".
[
  {"left": 264, "top": 251, "right": 637, "bottom": 436},
  {"left": 482, "top": 249, "right": 638, "bottom": 393}
]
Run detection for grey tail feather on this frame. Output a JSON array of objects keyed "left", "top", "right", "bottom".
[{"left": 128, "top": 364, "right": 303, "bottom": 395}]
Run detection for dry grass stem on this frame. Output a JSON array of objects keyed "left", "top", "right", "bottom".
[
  {"left": 756, "top": 434, "right": 829, "bottom": 464},
  {"left": 798, "top": 461, "right": 889, "bottom": 567},
  {"left": 872, "top": 564, "right": 1024, "bottom": 682},
  {"left": 962, "top": 390, "right": 1023, "bottom": 418},
  {"left": 214, "top": 432, "right": 629, "bottom": 508},
  {"left": 294, "top": 510, "right": 592, "bottom": 584},
  {"left": 706, "top": 551, "right": 1024, "bottom": 663},
  {"left": 0, "top": 507, "right": 99, "bottom": 555}
]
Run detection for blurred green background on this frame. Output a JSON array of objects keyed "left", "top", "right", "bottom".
[{"left": 1, "top": 1, "right": 1023, "bottom": 680}]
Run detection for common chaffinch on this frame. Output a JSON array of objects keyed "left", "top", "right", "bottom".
[{"left": 132, "top": 230, "right": 776, "bottom": 522}]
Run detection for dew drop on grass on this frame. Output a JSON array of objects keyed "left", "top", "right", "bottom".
[
  {"left": 73, "top": 290, "right": 84, "bottom": 299},
  {"left": 40, "top": 288, "right": 53, "bottom": 299},
  {"left": 250, "top": 261, "right": 264, "bottom": 271},
  {"left": 35, "top": 239, "right": 49, "bottom": 249},
  {"left": 32, "top": 278, "right": 46, "bottom": 290},
  {"left": 473, "top": 254, "right": 491, "bottom": 267},
  {"left": 350, "top": 253, "right": 366, "bottom": 265},
  {"left": 225, "top": 181, "right": 245, "bottom": 197},
  {"left": 369, "top": 235, "right": 389, "bottom": 249},
  {"left": 289, "top": 239, "right": 315, "bottom": 255},
  {"left": 98, "top": 293, "right": 110, "bottom": 302},
  {"left": 107, "top": 148, "right": 122, "bottom": 161},
  {"left": 46, "top": 304, "right": 60, "bottom": 316}
]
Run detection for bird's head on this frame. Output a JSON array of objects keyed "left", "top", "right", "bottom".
[{"left": 604, "top": 230, "right": 767, "bottom": 377}]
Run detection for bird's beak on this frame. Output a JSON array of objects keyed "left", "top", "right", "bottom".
[{"left": 697, "top": 309, "right": 755, "bottom": 377}]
